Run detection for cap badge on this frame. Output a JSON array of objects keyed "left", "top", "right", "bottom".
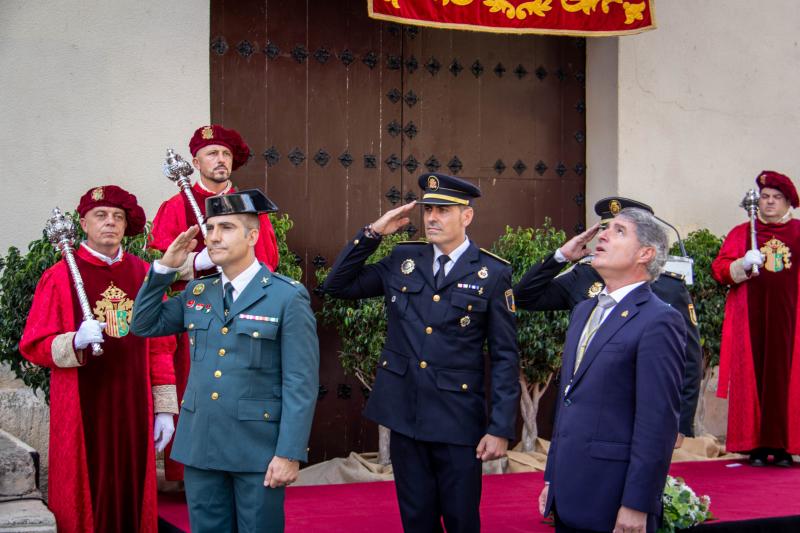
[
  {"left": 478, "top": 266, "right": 489, "bottom": 279},
  {"left": 192, "top": 283, "right": 205, "bottom": 295},
  {"left": 460, "top": 316, "right": 471, "bottom": 327},
  {"left": 427, "top": 175, "right": 440, "bottom": 191},
  {"left": 401, "top": 258, "right": 415, "bottom": 275},
  {"left": 587, "top": 282, "right": 604, "bottom": 298},
  {"left": 609, "top": 200, "right": 622, "bottom": 215},
  {"left": 201, "top": 126, "right": 214, "bottom": 140},
  {"left": 91, "top": 187, "right": 104, "bottom": 201},
  {"left": 760, "top": 175, "right": 767, "bottom": 185}
]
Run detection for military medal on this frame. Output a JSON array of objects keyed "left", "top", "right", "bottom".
[
  {"left": 193, "top": 283, "right": 205, "bottom": 295},
  {"left": 460, "top": 316, "right": 471, "bottom": 327},
  {"left": 587, "top": 282, "right": 604, "bottom": 298},
  {"left": 401, "top": 258, "right": 415, "bottom": 275},
  {"left": 477, "top": 266, "right": 488, "bottom": 279}
]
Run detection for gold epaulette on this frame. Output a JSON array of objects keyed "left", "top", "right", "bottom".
[
  {"left": 662, "top": 270, "right": 685, "bottom": 281},
  {"left": 480, "top": 248, "right": 510, "bottom": 265},
  {"left": 397, "top": 240, "right": 427, "bottom": 245}
]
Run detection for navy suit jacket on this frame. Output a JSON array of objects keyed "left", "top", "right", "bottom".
[{"left": 544, "top": 283, "right": 685, "bottom": 531}]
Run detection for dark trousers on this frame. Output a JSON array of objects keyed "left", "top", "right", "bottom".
[
  {"left": 390, "top": 430, "right": 482, "bottom": 533},
  {"left": 554, "top": 505, "right": 657, "bottom": 533},
  {"left": 184, "top": 465, "right": 285, "bottom": 533}
]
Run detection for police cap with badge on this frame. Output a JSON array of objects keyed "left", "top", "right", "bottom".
[
  {"left": 417, "top": 173, "right": 481, "bottom": 206},
  {"left": 205, "top": 189, "right": 279, "bottom": 218}
]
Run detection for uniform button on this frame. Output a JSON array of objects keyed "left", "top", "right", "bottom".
[
  {"left": 419, "top": 361, "right": 428, "bottom": 369},
  {"left": 253, "top": 331, "right": 260, "bottom": 338},
  {"left": 221, "top": 327, "right": 229, "bottom": 335},
  {"left": 402, "top": 286, "right": 408, "bottom": 293},
  {"left": 214, "top": 370, "right": 222, "bottom": 378},
  {"left": 425, "top": 326, "right": 432, "bottom": 334},
  {"left": 218, "top": 348, "right": 226, "bottom": 356},
  {"left": 188, "top": 323, "right": 195, "bottom": 330},
  {"left": 461, "top": 383, "right": 468, "bottom": 391},
  {"left": 264, "top": 412, "right": 270, "bottom": 420},
  {"left": 382, "top": 360, "right": 388, "bottom": 367},
  {"left": 564, "top": 398, "right": 572, "bottom": 406},
  {"left": 180, "top": 399, "right": 184, "bottom": 406},
  {"left": 353, "top": 239, "right": 360, "bottom": 245},
  {"left": 211, "top": 392, "right": 219, "bottom": 400},
  {"left": 467, "top": 304, "right": 473, "bottom": 311},
  {"left": 433, "top": 294, "right": 440, "bottom": 302}
]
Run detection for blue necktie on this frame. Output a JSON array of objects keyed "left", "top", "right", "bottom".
[
  {"left": 435, "top": 255, "right": 450, "bottom": 289},
  {"left": 223, "top": 282, "right": 234, "bottom": 316}
]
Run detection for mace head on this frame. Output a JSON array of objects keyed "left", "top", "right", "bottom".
[
  {"left": 45, "top": 207, "right": 76, "bottom": 247},
  {"left": 740, "top": 188, "right": 760, "bottom": 212},
  {"left": 163, "top": 148, "right": 194, "bottom": 182}
]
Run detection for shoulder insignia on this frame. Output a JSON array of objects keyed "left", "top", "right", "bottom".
[
  {"left": 195, "top": 272, "right": 221, "bottom": 281},
  {"left": 272, "top": 273, "right": 304, "bottom": 288},
  {"left": 662, "top": 271, "right": 686, "bottom": 281},
  {"left": 688, "top": 303, "right": 698, "bottom": 326},
  {"left": 578, "top": 255, "right": 595, "bottom": 265},
  {"left": 397, "top": 240, "right": 428, "bottom": 246},
  {"left": 479, "top": 248, "right": 510, "bottom": 265}
]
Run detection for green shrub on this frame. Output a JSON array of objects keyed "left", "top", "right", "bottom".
[{"left": 269, "top": 213, "right": 302, "bottom": 281}]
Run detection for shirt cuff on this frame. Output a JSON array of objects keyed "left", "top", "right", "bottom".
[
  {"left": 554, "top": 248, "right": 568, "bottom": 263},
  {"left": 153, "top": 260, "right": 179, "bottom": 275}
]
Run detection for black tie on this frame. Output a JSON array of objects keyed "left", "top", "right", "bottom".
[
  {"left": 223, "top": 282, "right": 234, "bottom": 316},
  {"left": 436, "top": 255, "right": 450, "bottom": 289}
]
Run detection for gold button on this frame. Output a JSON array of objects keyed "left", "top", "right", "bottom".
[
  {"left": 211, "top": 392, "right": 219, "bottom": 400},
  {"left": 264, "top": 412, "right": 270, "bottom": 420},
  {"left": 461, "top": 383, "right": 468, "bottom": 391},
  {"left": 433, "top": 294, "right": 440, "bottom": 302},
  {"left": 382, "top": 360, "right": 388, "bottom": 367},
  {"left": 253, "top": 331, "right": 260, "bottom": 338},
  {"left": 214, "top": 370, "right": 222, "bottom": 378},
  {"left": 188, "top": 323, "right": 195, "bottom": 330},
  {"left": 419, "top": 361, "right": 428, "bottom": 369},
  {"left": 353, "top": 239, "right": 360, "bottom": 245},
  {"left": 402, "top": 286, "right": 408, "bottom": 292},
  {"left": 218, "top": 348, "right": 226, "bottom": 356},
  {"left": 467, "top": 304, "right": 473, "bottom": 311},
  {"left": 425, "top": 326, "right": 432, "bottom": 334},
  {"left": 221, "top": 327, "right": 229, "bottom": 334}
]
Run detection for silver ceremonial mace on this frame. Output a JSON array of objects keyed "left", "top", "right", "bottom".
[
  {"left": 45, "top": 208, "right": 103, "bottom": 356},
  {"left": 740, "top": 189, "right": 760, "bottom": 275},
  {"left": 162, "top": 148, "right": 207, "bottom": 239}
]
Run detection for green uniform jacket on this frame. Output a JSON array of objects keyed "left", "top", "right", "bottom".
[{"left": 131, "top": 263, "right": 319, "bottom": 472}]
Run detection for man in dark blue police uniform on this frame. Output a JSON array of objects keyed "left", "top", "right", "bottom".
[
  {"left": 514, "top": 197, "right": 702, "bottom": 445},
  {"left": 323, "top": 173, "right": 519, "bottom": 533},
  {"left": 132, "top": 190, "right": 319, "bottom": 533}
]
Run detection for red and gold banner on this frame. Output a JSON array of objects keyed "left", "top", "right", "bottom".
[{"left": 368, "top": 0, "right": 655, "bottom": 36}]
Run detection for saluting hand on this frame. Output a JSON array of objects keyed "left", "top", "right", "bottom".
[
  {"left": 160, "top": 225, "right": 200, "bottom": 269},
  {"left": 371, "top": 201, "right": 417, "bottom": 236},
  {"left": 559, "top": 222, "right": 600, "bottom": 262}
]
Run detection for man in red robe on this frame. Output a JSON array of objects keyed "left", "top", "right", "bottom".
[
  {"left": 712, "top": 170, "right": 800, "bottom": 467},
  {"left": 21, "top": 185, "right": 178, "bottom": 533},
  {"left": 149, "top": 124, "right": 279, "bottom": 480}
]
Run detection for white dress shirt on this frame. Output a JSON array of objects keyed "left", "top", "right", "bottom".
[
  {"left": 153, "top": 258, "right": 261, "bottom": 303},
  {"left": 80, "top": 242, "right": 123, "bottom": 265},
  {"left": 433, "top": 237, "right": 471, "bottom": 277},
  {"left": 594, "top": 281, "right": 647, "bottom": 326}
]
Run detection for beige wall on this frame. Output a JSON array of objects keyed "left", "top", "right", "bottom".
[
  {"left": 587, "top": 0, "right": 800, "bottom": 238},
  {"left": 0, "top": 1, "right": 210, "bottom": 253}
]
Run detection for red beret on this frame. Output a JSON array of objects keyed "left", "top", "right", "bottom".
[
  {"left": 189, "top": 125, "right": 250, "bottom": 171},
  {"left": 757, "top": 170, "right": 799, "bottom": 208},
  {"left": 76, "top": 185, "right": 147, "bottom": 236}
]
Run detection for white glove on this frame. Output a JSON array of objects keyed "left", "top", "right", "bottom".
[
  {"left": 153, "top": 413, "right": 175, "bottom": 453},
  {"left": 194, "top": 247, "right": 215, "bottom": 271},
  {"left": 74, "top": 320, "right": 106, "bottom": 350},
  {"left": 743, "top": 250, "right": 765, "bottom": 270}
]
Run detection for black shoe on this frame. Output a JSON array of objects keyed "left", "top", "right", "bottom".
[
  {"left": 749, "top": 451, "right": 768, "bottom": 467},
  {"left": 773, "top": 450, "right": 794, "bottom": 468}
]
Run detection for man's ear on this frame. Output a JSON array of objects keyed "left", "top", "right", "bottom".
[
  {"left": 192, "top": 156, "right": 200, "bottom": 170},
  {"left": 638, "top": 246, "right": 656, "bottom": 265},
  {"left": 248, "top": 228, "right": 260, "bottom": 246},
  {"left": 462, "top": 206, "right": 474, "bottom": 227}
]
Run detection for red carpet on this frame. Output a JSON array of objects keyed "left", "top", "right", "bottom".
[{"left": 159, "top": 460, "right": 800, "bottom": 532}]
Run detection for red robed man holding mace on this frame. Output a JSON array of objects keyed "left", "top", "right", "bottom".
[
  {"left": 712, "top": 170, "right": 800, "bottom": 467},
  {"left": 149, "top": 124, "right": 279, "bottom": 480},
  {"left": 21, "top": 185, "right": 178, "bottom": 533}
]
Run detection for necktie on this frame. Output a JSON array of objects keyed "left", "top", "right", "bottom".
[
  {"left": 223, "top": 282, "right": 234, "bottom": 316},
  {"left": 435, "top": 255, "right": 450, "bottom": 289},
  {"left": 574, "top": 294, "right": 616, "bottom": 374}
]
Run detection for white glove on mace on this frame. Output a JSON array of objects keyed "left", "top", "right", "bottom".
[
  {"left": 742, "top": 249, "right": 765, "bottom": 270},
  {"left": 153, "top": 413, "right": 175, "bottom": 453},
  {"left": 74, "top": 319, "right": 106, "bottom": 350}
]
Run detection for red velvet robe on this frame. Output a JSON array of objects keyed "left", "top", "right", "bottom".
[
  {"left": 149, "top": 182, "right": 280, "bottom": 479},
  {"left": 712, "top": 219, "right": 800, "bottom": 453},
  {"left": 20, "top": 247, "right": 176, "bottom": 533}
]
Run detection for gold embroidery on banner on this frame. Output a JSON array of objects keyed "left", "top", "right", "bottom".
[
  {"left": 93, "top": 282, "right": 134, "bottom": 338},
  {"left": 560, "top": 0, "right": 646, "bottom": 24},
  {"left": 385, "top": 0, "right": 400, "bottom": 8},
  {"left": 761, "top": 237, "right": 792, "bottom": 273},
  {"left": 483, "top": 0, "right": 552, "bottom": 19}
]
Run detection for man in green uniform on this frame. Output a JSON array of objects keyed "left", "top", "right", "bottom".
[{"left": 132, "top": 189, "right": 319, "bottom": 533}]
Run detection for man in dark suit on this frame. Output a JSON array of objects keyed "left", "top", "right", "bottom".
[
  {"left": 515, "top": 197, "right": 702, "bottom": 445},
  {"left": 323, "top": 173, "right": 519, "bottom": 533},
  {"left": 540, "top": 207, "right": 686, "bottom": 533}
]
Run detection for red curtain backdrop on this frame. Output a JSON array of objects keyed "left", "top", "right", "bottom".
[{"left": 368, "top": 0, "right": 655, "bottom": 36}]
